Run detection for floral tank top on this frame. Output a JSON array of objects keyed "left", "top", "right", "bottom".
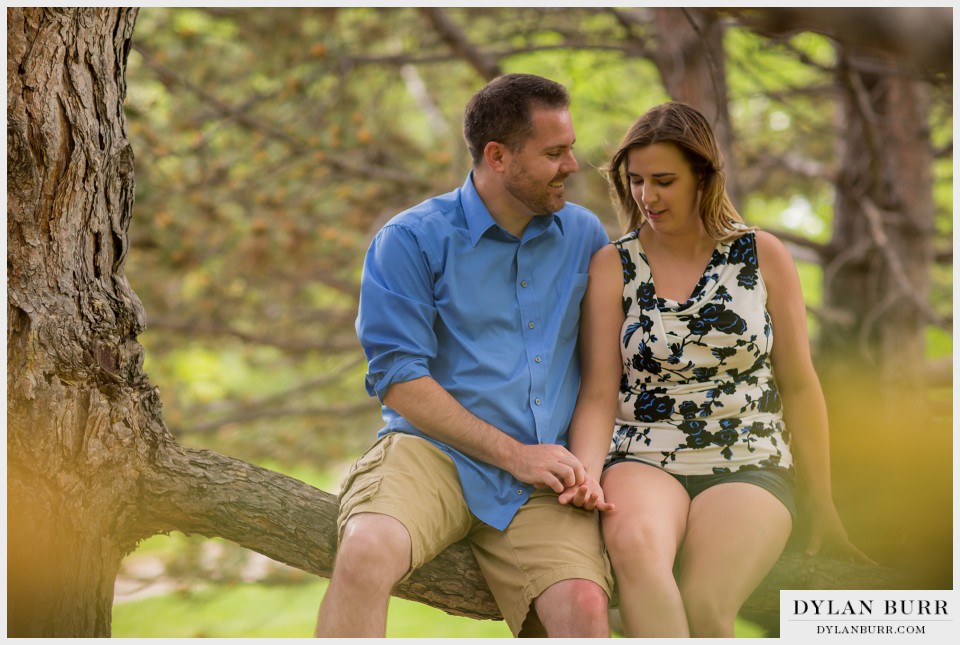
[{"left": 608, "top": 229, "right": 793, "bottom": 475}]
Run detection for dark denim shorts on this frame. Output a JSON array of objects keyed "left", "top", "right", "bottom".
[{"left": 606, "top": 457, "right": 796, "bottom": 521}]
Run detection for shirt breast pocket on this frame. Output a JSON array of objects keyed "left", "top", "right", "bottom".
[{"left": 555, "top": 272, "right": 589, "bottom": 340}]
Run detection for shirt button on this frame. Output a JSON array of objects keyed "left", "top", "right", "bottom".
[
  {"left": 517, "top": 489, "right": 523, "bottom": 495},
  {"left": 528, "top": 322, "right": 535, "bottom": 329},
  {"left": 521, "top": 280, "right": 528, "bottom": 288},
  {"left": 535, "top": 398, "right": 541, "bottom": 405},
  {"left": 535, "top": 356, "right": 542, "bottom": 363}
]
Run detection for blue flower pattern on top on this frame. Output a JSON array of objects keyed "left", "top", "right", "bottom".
[{"left": 608, "top": 230, "right": 793, "bottom": 474}]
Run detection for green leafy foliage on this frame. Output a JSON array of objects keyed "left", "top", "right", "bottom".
[
  {"left": 119, "top": 8, "right": 952, "bottom": 632},
  {"left": 125, "top": 8, "right": 950, "bottom": 474}
]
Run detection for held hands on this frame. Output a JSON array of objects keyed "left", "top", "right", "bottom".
[
  {"left": 558, "top": 475, "right": 615, "bottom": 512},
  {"left": 803, "top": 499, "right": 876, "bottom": 565},
  {"left": 505, "top": 443, "right": 614, "bottom": 511},
  {"left": 507, "top": 443, "right": 588, "bottom": 495}
]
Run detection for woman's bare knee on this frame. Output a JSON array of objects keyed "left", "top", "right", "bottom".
[{"left": 603, "top": 520, "right": 678, "bottom": 586}]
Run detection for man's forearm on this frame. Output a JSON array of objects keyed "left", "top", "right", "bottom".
[
  {"left": 383, "top": 376, "right": 522, "bottom": 473},
  {"left": 382, "top": 376, "right": 585, "bottom": 493}
]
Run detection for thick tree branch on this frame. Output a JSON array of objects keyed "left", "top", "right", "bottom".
[
  {"left": 138, "top": 445, "right": 913, "bottom": 624},
  {"left": 719, "top": 7, "right": 952, "bottom": 78},
  {"left": 139, "top": 444, "right": 500, "bottom": 619}
]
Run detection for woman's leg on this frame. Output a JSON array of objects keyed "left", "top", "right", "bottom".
[
  {"left": 601, "top": 462, "right": 691, "bottom": 637},
  {"left": 675, "top": 482, "right": 793, "bottom": 637}
]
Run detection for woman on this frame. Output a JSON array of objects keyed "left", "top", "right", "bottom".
[{"left": 562, "top": 102, "right": 872, "bottom": 637}]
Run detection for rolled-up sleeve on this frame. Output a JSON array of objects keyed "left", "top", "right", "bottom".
[{"left": 356, "top": 224, "right": 437, "bottom": 402}]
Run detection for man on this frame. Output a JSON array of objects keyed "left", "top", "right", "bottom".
[{"left": 315, "top": 73, "right": 612, "bottom": 638}]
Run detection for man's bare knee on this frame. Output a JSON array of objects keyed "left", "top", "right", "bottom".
[
  {"left": 335, "top": 513, "right": 412, "bottom": 591},
  {"left": 563, "top": 579, "right": 609, "bottom": 619},
  {"left": 536, "top": 579, "right": 609, "bottom": 637}
]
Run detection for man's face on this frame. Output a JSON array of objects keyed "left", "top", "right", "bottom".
[{"left": 502, "top": 108, "right": 579, "bottom": 216}]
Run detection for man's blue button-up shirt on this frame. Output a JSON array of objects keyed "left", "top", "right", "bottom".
[{"left": 356, "top": 174, "right": 609, "bottom": 530}]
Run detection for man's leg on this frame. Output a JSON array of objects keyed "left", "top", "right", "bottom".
[
  {"left": 533, "top": 578, "right": 609, "bottom": 637},
  {"left": 316, "top": 433, "right": 474, "bottom": 638},
  {"left": 470, "top": 489, "right": 614, "bottom": 637},
  {"left": 315, "top": 512, "right": 411, "bottom": 637}
]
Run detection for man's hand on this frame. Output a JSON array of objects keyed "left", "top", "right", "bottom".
[
  {"left": 558, "top": 475, "right": 615, "bottom": 512},
  {"left": 507, "top": 444, "right": 587, "bottom": 494}
]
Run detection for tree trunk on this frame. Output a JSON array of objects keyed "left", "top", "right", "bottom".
[
  {"left": 650, "top": 7, "right": 740, "bottom": 207},
  {"left": 7, "top": 7, "right": 144, "bottom": 636},
  {"left": 823, "top": 49, "right": 935, "bottom": 382}
]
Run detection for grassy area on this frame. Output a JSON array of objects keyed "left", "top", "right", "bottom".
[
  {"left": 112, "top": 578, "right": 511, "bottom": 638},
  {"left": 112, "top": 577, "right": 766, "bottom": 638}
]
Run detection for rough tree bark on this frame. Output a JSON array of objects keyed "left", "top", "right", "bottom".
[
  {"left": 5, "top": 7, "right": 920, "bottom": 638},
  {"left": 7, "top": 7, "right": 145, "bottom": 636}
]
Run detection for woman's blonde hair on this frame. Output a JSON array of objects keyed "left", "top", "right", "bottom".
[{"left": 604, "top": 102, "right": 749, "bottom": 240}]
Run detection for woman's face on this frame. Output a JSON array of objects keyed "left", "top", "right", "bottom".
[{"left": 626, "top": 142, "right": 702, "bottom": 235}]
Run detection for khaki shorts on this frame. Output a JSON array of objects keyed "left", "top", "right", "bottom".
[{"left": 337, "top": 432, "right": 613, "bottom": 636}]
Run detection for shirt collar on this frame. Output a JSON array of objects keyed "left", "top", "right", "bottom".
[{"left": 461, "top": 173, "right": 564, "bottom": 247}]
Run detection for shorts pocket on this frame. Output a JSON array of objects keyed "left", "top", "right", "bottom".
[
  {"left": 337, "top": 433, "right": 396, "bottom": 503},
  {"left": 337, "top": 472, "right": 384, "bottom": 527}
]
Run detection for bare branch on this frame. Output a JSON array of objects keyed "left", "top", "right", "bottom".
[
  {"left": 146, "top": 317, "right": 361, "bottom": 354},
  {"left": 861, "top": 198, "right": 947, "bottom": 328},
  {"left": 338, "top": 41, "right": 650, "bottom": 71},
  {"left": 763, "top": 228, "right": 830, "bottom": 263},
  {"left": 934, "top": 140, "right": 952, "bottom": 159},
  {"left": 131, "top": 42, "right": 432, "bottom": 190},
  {"left": 739, "top": 151, "right": 835, "bottom": 194},
  {"left": 400, "top": 64, "right": 451, "bottom": 140},
  {"left": 805, "top": 304, "right": 856, "bottom": 327},
  {"left": 170, "top": 353, "right": 379, "bottom": 436},
  {"left": 840, "top": 60, "right": 887, "bottom": 192},
  {"left": 170, "top": 401, "right": 377, "bottom": 436},
  {"left": 419, "top": 8, "right": 502, "bottom": 81}
]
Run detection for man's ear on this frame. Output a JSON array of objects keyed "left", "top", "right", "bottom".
[{"left": 483, "top": 141, "right": 509, "bottom": 174}]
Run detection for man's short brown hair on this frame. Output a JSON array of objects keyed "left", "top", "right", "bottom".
[{"left": 462, "top": 73, "right": 570, "bottom": 166}]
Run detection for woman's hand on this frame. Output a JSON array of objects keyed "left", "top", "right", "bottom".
[
  {"left": 803, "top": 499, "right": 876, "bottom": 564},
  {"left": 558, "top": 475, "right": 615, "bottom": 512}
]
